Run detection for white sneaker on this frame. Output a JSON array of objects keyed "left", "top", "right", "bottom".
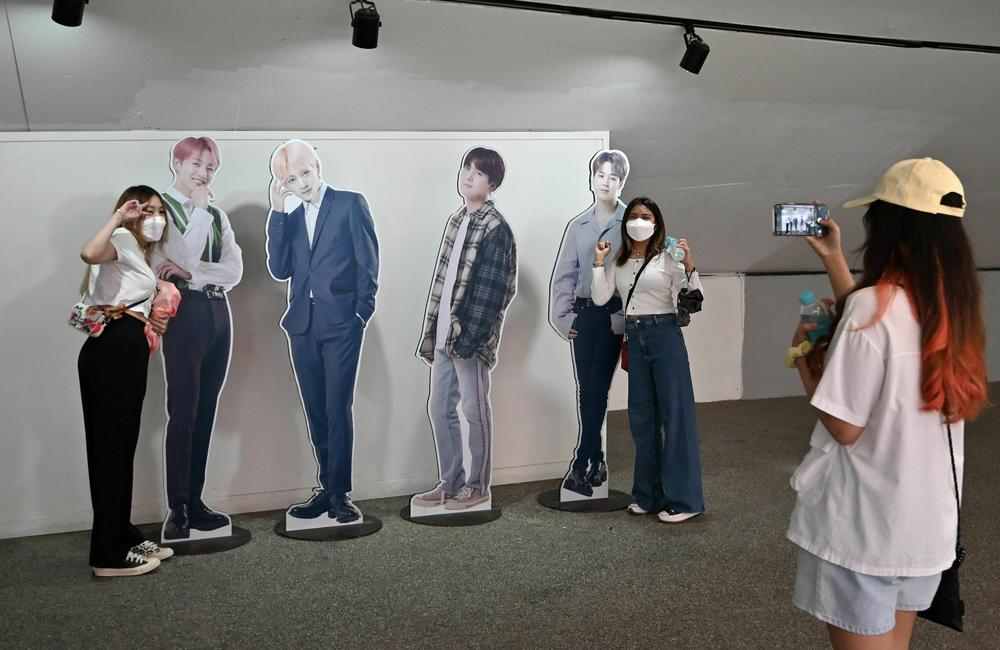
[
  {"left": 131, "top": 540, "right": 174, "bottom": 561},
  {"left": 443, "top": 486, "right": 490, "bottom": 510},
  {"left": 657, "top": 509, "right": 703, "bottom": 524},
  {"left": 93, "top": 552, "right": 160, "bottom": 577},
  {"left": 413, "top": 486, "right": 453, "bottom": 506},
  {"left": 627, "top": 503, "right": 649, "bottom": 516}
]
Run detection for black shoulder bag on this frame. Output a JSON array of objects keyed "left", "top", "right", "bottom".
[
  {"left": 675, "top": 267, "right": 704, "bottom": 327},
  {"left": 918, "top": 422, "right": 965, "bottom": 632}
]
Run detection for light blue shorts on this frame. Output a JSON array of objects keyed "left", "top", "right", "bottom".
[{"left": 793, "top": 547, "right": 942, "bottom": 636}]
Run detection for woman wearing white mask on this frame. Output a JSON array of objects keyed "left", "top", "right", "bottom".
[
  {"left": 591, "top": 197, "right": 705, "bottom": 523},
  {"left": 78, "top": 185, "right": 173, "bottom": 577}
]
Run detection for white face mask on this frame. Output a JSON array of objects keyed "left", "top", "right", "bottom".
[
  {"left": 141, "top": 216, "right": 166, "bottom": 242},
  {"left": 626, "top": 219, "right": 655, "bottom": 242}
]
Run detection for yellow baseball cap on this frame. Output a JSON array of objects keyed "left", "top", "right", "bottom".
[{"left": 843, "top": 158, "right": 965, "bottom": 217}]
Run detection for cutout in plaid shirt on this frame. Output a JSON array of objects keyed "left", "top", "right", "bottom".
[{"left": 417, "top": 200, "right": 517, "bottom": 368}]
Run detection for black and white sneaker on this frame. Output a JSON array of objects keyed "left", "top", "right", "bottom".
[
  {"left": 657, "top": 509, "right": 703, "bottom": 524},
  {"left": 131, "top": 540, "right": 174, "bottom": 561},
  {"left": 92, "top": 551, "right": 160, "bottom": 577}
]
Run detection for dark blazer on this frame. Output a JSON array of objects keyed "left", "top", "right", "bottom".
[{"left": 266, "top": 186, "right": 379, "bottom": 335}]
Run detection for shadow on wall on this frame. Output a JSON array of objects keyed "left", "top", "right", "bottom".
[{"left": 210, "top": 202, "right": 315, "bottom": 499}]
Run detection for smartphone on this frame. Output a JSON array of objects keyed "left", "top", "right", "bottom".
[{"left": 773, "top": 203, "right": 829, "bottom": 237}]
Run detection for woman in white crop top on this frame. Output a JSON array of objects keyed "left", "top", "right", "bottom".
[
  {"left": 591, "top": 197, "right": 705, "bottom": 523},
  {"left": 787, "top": 159, "right": 988, "bottom": 647},
  {"left": 78, "top": 185, "right": 174, "bottom": 578}
]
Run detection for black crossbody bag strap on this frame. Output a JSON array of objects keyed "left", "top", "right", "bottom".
[
  {"left": 622, "top": 256, "right": 655, "bottom": 342},
  {"left": 123, "top": 296, "right": 150, "bottom": 311},
  {"left": 623, "top": 256, "right": 655, "bottom": 315},
  {"left": 946, "top": 423, "right": 965, "bottom": 563}
]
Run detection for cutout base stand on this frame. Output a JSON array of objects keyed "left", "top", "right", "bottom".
[
  {"left": 274, "top": 516, "right": 382, "bottom": 541},
  {"left": 537, "top": 487, "right": 631, "bottom": 512},
  {"left": 138, "top": 524, "right": 251, "bottom": 555},
  {"left": 400, "top": 503, "right": 501, "bottom": 527}
]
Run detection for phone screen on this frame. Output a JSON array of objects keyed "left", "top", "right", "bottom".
[{"left": 773, "top": 203, "right": 828, "bottom": 237}]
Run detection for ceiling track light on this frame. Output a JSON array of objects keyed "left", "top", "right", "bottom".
[
  {"left": 411, "top": 0, "right": 1000, "bottom": 55},
  {"left": 51, "top": 0, "right": 89, "bottom": 27},
  {"left": 350, "top": 0, "right": 382, "bottom": 49},
  {"left": 679, "top": 23, "right": 709, "bottom": 74}
]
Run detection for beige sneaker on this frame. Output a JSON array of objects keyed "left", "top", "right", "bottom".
[
  {"left": 444, "top": 486, "right": 490, "bottom": 510},
  {"left": 412, "top": 486, "right": 452, "bottom": 506}
]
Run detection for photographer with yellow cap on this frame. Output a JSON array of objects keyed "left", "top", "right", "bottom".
[{"left": 784, "top": 159, "right": 987, "bottom": 647}]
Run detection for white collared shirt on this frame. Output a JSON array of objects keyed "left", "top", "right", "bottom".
[
  {"left": 153, "top": 186, "right": 243, "bottom": 292},
  {"left": 303, "top": 183, "right": 329, "bottom": 249},
  {"left": 85, "top": 228, "right": 156, "bottom": 317},
  {"left": 590, "top": 253, "right": 702, "bottom": 316},
  {"left": 786, "top": 287, "right": 963, "bottom": 576}
]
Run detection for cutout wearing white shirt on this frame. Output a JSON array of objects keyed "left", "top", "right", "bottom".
[{"left": 154, "top": 186, "right": 243, "bottom": 292}]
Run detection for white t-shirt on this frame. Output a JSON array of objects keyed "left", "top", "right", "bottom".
[
  {"left": 591, "top": 253, "right": 702, "bottom": 316},
  {"left": 435, "top": 213, "right": 471, "bottom": 350},
  {"left": 786, "top": 286, "right": 963, "bottom": 576},
  {"left": 84, "top": 228, "right": 156, "bottom": 317}
]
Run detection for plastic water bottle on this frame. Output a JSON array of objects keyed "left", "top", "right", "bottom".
[
  {"left": 799, "top": 290, "right": 831, "bottom": 342},
  {"left": 665, "top": 236, "right": 686, "bottom": 262}
]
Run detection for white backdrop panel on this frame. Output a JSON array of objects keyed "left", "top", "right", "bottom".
[{"left": 0, "top": 131, "right": 610, "bottom": 538}]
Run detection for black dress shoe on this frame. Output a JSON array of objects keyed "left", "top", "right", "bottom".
[
  {"left": 328, "top": 493, "right": 361, "bottom": 524},
  {"left": 189, "top": 500, "right": 230, "bottom": 531},
  {"left": 563, "top": 469, "right": 593, "bottom": 497},
  {"left": 586, "top": 461, "right": 608, "bottom": 487},
  {"left": 288, "top": 490, "right": 331, "bottom": 519},
  {"left": 163, "top": 505, "right": 191, "bottom": 540}
]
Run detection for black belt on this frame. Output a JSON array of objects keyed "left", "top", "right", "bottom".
[
  {"left": 625, "top": 313, "right": 676, "bottom": 325},
  {"left": 574, "top": 296, "right": 623, "bottom": 311},
  {"left": 180, "top": 287, "right": 227, "bottom": 300}
]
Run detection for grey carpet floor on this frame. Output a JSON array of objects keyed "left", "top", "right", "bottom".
[{"left": 2, "top": 386, "right": 998, "bottom": 649}]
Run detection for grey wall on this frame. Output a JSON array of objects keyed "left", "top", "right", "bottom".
[
  {"left": 743, "top": 271, "right": 1000, "bottom": 399},
  {"left": 2, "top": 0, "right": 1000, "bottom": 273}
]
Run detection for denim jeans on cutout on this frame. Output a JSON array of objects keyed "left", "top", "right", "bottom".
[
  {"left": 625, "top": 314, "right": 704, "bottom": 513},
  {"left": 570, "top": 297, "right": 623, "bottom": 472},
  {"left": 428, "top": 348, "right": 492, "bottom": 494}
]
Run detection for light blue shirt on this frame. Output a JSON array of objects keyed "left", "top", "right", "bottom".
[{"left": 549, "top": 200, "right": 626, "bottom": 339}]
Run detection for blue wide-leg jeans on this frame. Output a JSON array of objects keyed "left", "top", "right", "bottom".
[{"left": 625, "top": 314, "right": 704, "bottom": 513}]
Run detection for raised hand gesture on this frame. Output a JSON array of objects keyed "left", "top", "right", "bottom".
[
  {"left": 594, "top": 240, "right": 612, "bottom": 265},
  {"left": 114, "top": 200, "right": 145, "bottom": 224},
  {"left": 269, "top": 178, "right": 293, "bottom": 212}
]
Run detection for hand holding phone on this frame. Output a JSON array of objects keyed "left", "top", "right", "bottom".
[{"left": 773, "top": 203, "right": 829, "bottom": 237}]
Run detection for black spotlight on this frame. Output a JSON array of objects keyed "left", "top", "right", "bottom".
[
  {"left": 679, "top": 24, "right": 709, "bottom": 74},
  {"left": 350, "top": 0, "right": 381, "bottom": 49},
  {"left": 52, "top": 0, "right": 88, "bottom": 27}
]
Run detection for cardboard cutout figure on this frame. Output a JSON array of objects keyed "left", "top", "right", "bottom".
[
  {"left": 153, "top": 136, "right": 243, "bottom": 542},
  {"left": 410, "top": 147, "right": 517, "bottom": 517},
  {"left": 265, "top": 139, "right": 379, "bottom": 531},
  {"left": 549, "top": 149, "right": 630, "bottom": 502}
]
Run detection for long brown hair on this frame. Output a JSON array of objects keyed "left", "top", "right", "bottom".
[
  {"left": 806, "top": 199, "right": 988, "bottom": 423},
  {"left": 615, "top": 197, "right": 666, "bottom": 266}
]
